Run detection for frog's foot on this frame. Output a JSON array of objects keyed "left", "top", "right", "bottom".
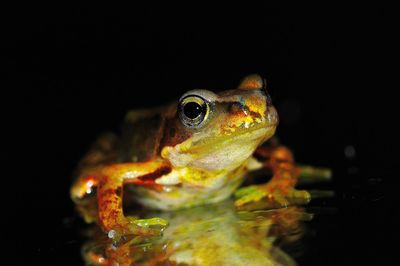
[
  {"left": 234, "top": 184, "right": 311, "bottom": 211},
  {"left": 107, "top": 217, "right": 169, "bottom": 243},
  {"left": 297, "top": 164, "right": 332, "bottom": 184}
]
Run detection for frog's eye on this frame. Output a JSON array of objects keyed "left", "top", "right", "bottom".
[{"left": 178, "top": 95, "right": 210, "bottom": 128}]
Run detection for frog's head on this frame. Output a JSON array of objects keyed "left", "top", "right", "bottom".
[{"left": 161, "top": 74, "right": 278, "bottom": 172}]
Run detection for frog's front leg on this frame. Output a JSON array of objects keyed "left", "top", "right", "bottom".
[
  {"left": 235, "top": 146, "right": 316, "bottom": 210},
  {"left": 98, "top": 161, "right": 170, "bottom": 239},
  {"left": 72, "top": 161, "right": 170, "bottom": 241}
]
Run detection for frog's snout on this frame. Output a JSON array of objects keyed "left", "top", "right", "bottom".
[
  {"left": 267, "top": 104, "right": 279, "bottom": 128},
  {"left": 263, "top": 87, "right": 272, "bottom": 106},
  {"left": 260, "top": 85, "right": 278, "bottom": 127}
]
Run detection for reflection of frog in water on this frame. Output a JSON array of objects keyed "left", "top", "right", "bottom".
[
  {"left": 71, "top": 74, "right": 330, "bottom": 241},
  {"left": 82, "top": 201, "right": 312, "bottom": 266}
]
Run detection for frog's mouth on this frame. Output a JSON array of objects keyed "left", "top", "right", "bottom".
[
  {"left": 180, "top": 123, "right": 276, "bottom": 167},
  {"left": 194, "top": 105, "right": 278, "bottom": 149},
  {"left": 216, "top": 124, "right": 276, "bottom": 148}
]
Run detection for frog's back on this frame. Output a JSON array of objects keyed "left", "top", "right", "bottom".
[{"left": 119, "top": 107, "right": 167, "bottom": 162}]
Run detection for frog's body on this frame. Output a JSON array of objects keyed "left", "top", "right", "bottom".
[
  {"left": 71, "top": 75, "right": 326, "bottom": 240},
  {"left": 120, "top": 85, "right": 277, "bottom": 210}
]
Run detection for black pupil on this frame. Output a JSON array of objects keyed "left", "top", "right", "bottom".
[{"left": 183, "top": 102, "right": 203, "bottom": 119}]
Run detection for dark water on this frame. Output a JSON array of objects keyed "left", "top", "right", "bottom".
[
  {"left": 11, "top": 162, "right": 385, "bottom": 265},
  {"left": 3, "top": 5, "right": 390, "bottom": 265}
]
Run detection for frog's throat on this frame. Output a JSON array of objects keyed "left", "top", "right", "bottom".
[
  {"left": 161, "top": 126, "right": 275, "bottom": 171},
  {"left": 190, "top": 125, "right": 275, "bottom": 153},
  {"left": 176, "top": 123, "right": 275, "bottom": 153}
]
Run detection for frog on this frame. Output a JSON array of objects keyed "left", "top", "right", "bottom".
[{"left": 70, "top": 74, "right": 330, "bottom": 241}]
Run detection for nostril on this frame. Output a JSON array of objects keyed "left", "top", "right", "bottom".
[
  {"left": 229, "top": 102, "right": 249, "bottom": 115},
  {"left": 229, "top": 102, "right": 241, "bottom": 113}
]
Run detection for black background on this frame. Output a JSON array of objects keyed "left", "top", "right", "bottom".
[{"left": 3, "top": 4, "right": 391, "bottom": 265}]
